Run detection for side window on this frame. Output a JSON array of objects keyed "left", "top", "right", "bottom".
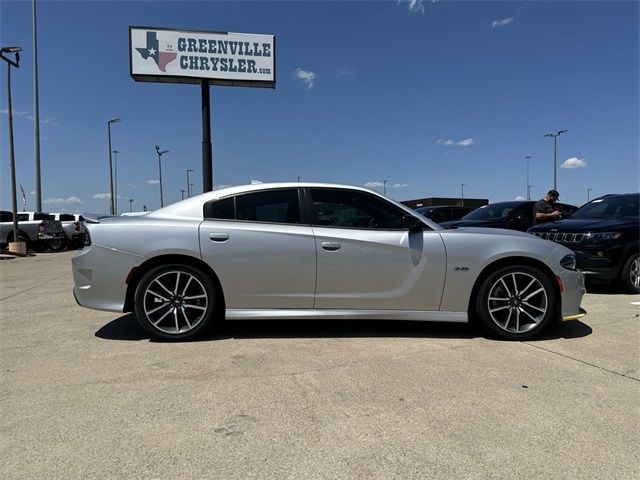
[
  {"left": 17, "top": 214, "right": 28, "bottom": 222},
  {"left": 309, "top": 188, "right": 406, "bottom": 229},
  {"left": 0, "top": 211, "right": 12, "bottom": 222},
  {"left": 205, "top": 190, "right": 301, "bottom": 224},
  {"left": 237, "top": 190, "right": 301, "bottom": 224},
  {"left": 206, "top": 197, "right": 235, "bottom": 220}
]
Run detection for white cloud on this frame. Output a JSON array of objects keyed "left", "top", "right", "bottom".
[
  {"left": 93, "top": 193, "right": 111, "bottom": 199},
  {"left": 44, "top": 196, "right": 82, "bottom": 205},
  {"left": 437, "top": 138, "right": 475, "bottom": 147},
  {"left": 213, "top": 184, "right": 232, "bottom": 190},
  {"left": 561, "top": 157, "right": 588, "bottom": 169},
  {"left": 492, "top": 17, "right": 514, "bottom": 28},
  {"left": 250, "top": 180, "right": 263, "bottom": 184},
  {"left": 145, "top": 179, "right": 160, "bottom": 185},
  {"left": 364, "top": 181, "right": 384, "bottom": 188},
  {"left": 1, "top": 109, "right": 58, "bottom": 126},
  {"left": 121, "top": 182, "right": 138, "bottom": 189},
  {"left": 399, "top": 0, "right": 425, "bottom": 14},
  {"left": 393, "top": 183, "right": 409, "bottom": 188},
  {"left": 30, "top": 190, "right": 36, "bottom": 195},
  {"left": 294, "top": 68, "right": 316, "bottom": 89},
  {"left": 514, "top": 195, "right": 526, "bottom": 200},
  {"left": 336, "top": 66, "right": 354, "bottom": 77}
]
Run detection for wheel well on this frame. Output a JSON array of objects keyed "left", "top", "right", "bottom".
[
  {"left": 7, "top": 230, "right": 31, "bottom": 243},
  {"left": 466, "top": 256, "right": 561, "bottom": 322},
  {"left": 123, "top": 254, "right": 225, "bottom": 313}
]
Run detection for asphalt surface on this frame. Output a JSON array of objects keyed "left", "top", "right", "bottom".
[{"left": 1, "top": 251, "right": 638, "bottom": 479}]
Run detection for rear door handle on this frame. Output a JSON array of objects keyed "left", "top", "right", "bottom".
[
  {"left": 209, "top": 233, "right": 229, "bottom": 242},
  {"left": 321, "top": 241, "right": 341, "bottom": 251}
]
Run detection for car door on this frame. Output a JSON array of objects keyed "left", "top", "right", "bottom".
[
  {"left": 308, "top": 188, "right": 446, "bottom": 311},
  {"left": 199, "top": 188, "right": 316, "bottom": 309}
]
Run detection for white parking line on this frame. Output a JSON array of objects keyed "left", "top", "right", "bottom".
[{"left": 630, "top": 302, "right": 640, "bottom": 306}]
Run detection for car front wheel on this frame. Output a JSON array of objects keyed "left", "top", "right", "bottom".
[
  {"left": 620, "top": 253, "right": 640, "bottom": 294},
  {"left": 476, "top": 265, "right": 556, "bottom": 340},
  {"left": 134, "top": 264, "right": 219, "bottom": 341}
]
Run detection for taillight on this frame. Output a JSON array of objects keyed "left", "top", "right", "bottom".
[
  {"left": 38, "top": 222, "right": 45, "bottom": 233},
  {"left": 74, "top": 221, "right": 80, "bottom": 232},
  {"left": 84, "top": 229, "right": 91, "bottom": 246}
]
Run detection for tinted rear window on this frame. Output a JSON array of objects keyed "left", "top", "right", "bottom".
[{"left": 59, "top": 214, "right": 75, "bottom": 221}]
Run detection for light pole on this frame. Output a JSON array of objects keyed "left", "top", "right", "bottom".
[
  {"left": 544, "top": 130, "right": 568, "bottom": 191},
  {"left": 129, "top": 198, "right": 134, "bottom": 212},
  {"left": 180, "top": 189, "right": 186, "bottom": 200},
  {"left": 461, "top": 183, "right": 466, "bottom": 206},
  {"left": 524, "top": 155, "right": 532, "bottom": 200},
  {"left": 186, "top": 169, "right": 194, "bottom": 197},
  {"left": 112, "top": 150, "right": 119, "bottom": 214},
  {"left": 107, "top": 118, "right": 121, "bottom": 214},
  {"left": 528, "top": 185, "right": 534, "bottom": 201},
  {"left": 383, "top": 180, "right": 388, "bottom": 196},
  {"left": 587, "top": 188, "right": 592, "bottom": 203},
  {"left": 33, "top": 0, "right": 42, "bottom": 212},
  {"left": 297, "top": 176, "right": 301, "bottom": 182},
  {"left": 1, "top": 46, "right": 23, "bottom": 254},
  {"left": 155, "top": 145, "right": 169, "bottom": 207}
]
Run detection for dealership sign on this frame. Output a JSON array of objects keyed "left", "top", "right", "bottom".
[{"left": 129, "top": 26, "right": 275, "bottom": 88}]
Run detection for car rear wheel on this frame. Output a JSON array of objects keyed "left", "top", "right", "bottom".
[
  {"left": 620, "top": 253, "right": 640, "bottom": 294},
  {"left": 476, "top": 265, "right": 556, "bottom": 340},
  {"left": 134, "top": 264, "right": 218, "bottom": 341}
]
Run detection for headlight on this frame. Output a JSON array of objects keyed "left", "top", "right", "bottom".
[
  {"left": 560, "top": 254, "right": 577, "bottom": 270},
  {"left": 585, "top": 232, "right": 622, "bottom": 241}
]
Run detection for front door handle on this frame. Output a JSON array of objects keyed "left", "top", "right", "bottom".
[
  {"left": 321, "top": 241, "right": 341, "bottom": 251},
  {"left": 209, "top": 233, "right": 229, "bottom": 242}
]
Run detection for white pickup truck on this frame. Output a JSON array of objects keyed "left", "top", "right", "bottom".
[{"left": 0, "top": 211, "right": 66, "bottom": 251}]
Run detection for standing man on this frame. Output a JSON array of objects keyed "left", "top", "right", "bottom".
[{"left": 533, "top": 189, "right": 562, "bottom": 224}]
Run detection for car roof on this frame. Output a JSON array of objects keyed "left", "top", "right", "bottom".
[{"left": 145, "top": 182, "right": 440, "bottom": 227}]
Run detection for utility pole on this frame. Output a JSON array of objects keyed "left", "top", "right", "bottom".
[
  {"left": 587, "top": 188, "right": 592, "bottom": 203},
  {"left": 461, "top": 183, "right": 466, "bottom": 206},
  {"left": 1, "top": 46, "right": 23, "bottom": 254},
  {"left": 112, "top": 150, "right": 119, "bottom": 214},
  {"left": 383, "top": 180, "right": 388, "bottom": 196},
  {"left": 524, "top": 155, "right": 532, "bottom": 200},
  {"left": 129, "top": 198, "right": 134, "bottom": 212},
  {"left": 186, "top": 169, "right": 194, "bottom": 197},
  {"left": 107, "top": 118, "right": 121, "bottom": 214},
  {"left": 544, "top": 130, "right": 568, "bottom": 190},
  {"left": 180, "top": 189, "right": 185, "bottom": 200},
  {"left": 33, "top": 0, "right": 42, "bottom": 212},
  {"left": 155, "top": 145, "right": 169, "bottom": 207}
]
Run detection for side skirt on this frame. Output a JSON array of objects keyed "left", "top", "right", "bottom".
[{"left": 225, "top": 309, "right": 468, "bottom": 322}]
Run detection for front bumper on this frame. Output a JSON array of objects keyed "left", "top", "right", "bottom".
[
  {"left": 557, "top": 267, "right": 586, "bottom": 321},
  {"left": 563, "top": 307, "right": 587, "bottom": 321}
]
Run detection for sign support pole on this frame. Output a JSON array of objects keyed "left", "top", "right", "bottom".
[{"left": 201, "top": 80, "right": 213, "bottom": 193}]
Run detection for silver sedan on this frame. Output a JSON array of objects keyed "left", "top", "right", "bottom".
[{"left": 72, "top": 183, "right": 586, "bottom": 341}]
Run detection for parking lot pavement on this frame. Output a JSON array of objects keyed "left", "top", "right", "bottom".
[{"left": 1, "top": 252, "right": 638, "bottom": 479}]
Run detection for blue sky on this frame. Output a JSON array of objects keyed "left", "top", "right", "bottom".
[{"left": 1, "top": 0, "right": 638, "bottom": 213}]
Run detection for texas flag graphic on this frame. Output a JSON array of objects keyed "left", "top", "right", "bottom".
[{"left": 135, "top": 31, "right": 177, "bottom": 72}]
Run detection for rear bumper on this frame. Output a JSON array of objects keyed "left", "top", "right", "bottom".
[{"left": 72, "top": 245, "right": 141, "bottom": 313}]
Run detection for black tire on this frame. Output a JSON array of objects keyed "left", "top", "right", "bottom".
[
  {"left": 620, "top": 253, "right": 640, "bottom": 294},
  {"left": 134, "top": 264, "right": 219, "bottom": 341},
  {"left": 475, "top": 265, "right": 556, "bottom": 340},
  {"left": 47, "top": 238, "right": 65, "bottom": 251}
]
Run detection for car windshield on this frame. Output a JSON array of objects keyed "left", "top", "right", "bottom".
[
  {"left": 462, "top": 203, "right": 519, "bottom": 221},
  {"left": 573, "top": 195, "right": 639, "bottom": 219},
  {"left": 415, "top": 207, "right": 434, "bottom": 216}
]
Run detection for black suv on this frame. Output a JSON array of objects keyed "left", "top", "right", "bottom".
[
  {"left": 528, "top": 193, "right": 639, "bottom": 293},
  {"left": 440, "top": 200, "right": 577, "bottom": 232},
  {"left": 415, "top": 205, "right": 475, "bottom": 224}
]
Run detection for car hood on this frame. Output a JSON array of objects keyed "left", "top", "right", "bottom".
[
  {"left": 439, "top": 226, "right": 535, "bottom": 240},
  {"left": 440, "top": 219, "right": 506, "bottom": 229},
  {"left": 528, "top": 217, "right": 638, "bottom": 232}
]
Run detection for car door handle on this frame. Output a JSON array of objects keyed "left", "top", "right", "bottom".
[
  {"left": 321, "top": 241, "right": 341, "bottom": 251},
  {"left": 209, "top": 233, "right": 229, "bottom": 242}
]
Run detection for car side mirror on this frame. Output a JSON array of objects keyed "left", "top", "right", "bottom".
[{"left": 402, "top": 214, "right": 423, "bottom": 231}]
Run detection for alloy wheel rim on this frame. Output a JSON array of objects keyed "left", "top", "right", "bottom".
[
  {"left": 631, "top": 257, "right": 640, "bottom": 289},
  {"left": 143, "top": 271, "right": 208, "bottom": 334},
  {"left": 487, "top": 272, "right": 548, "bottom": 334}
]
